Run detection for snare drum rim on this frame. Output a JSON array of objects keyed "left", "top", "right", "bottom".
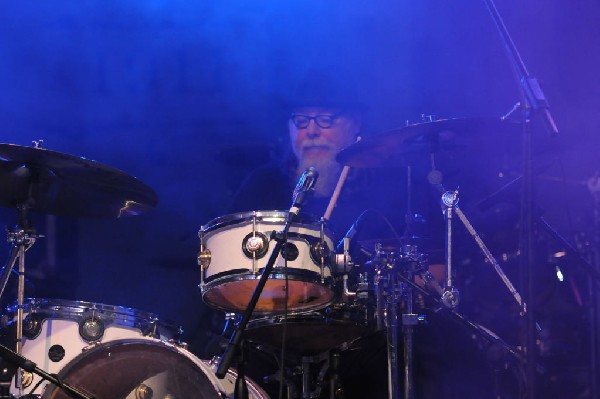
[{"left": 200, "top": 210, "right": 334, "bottom": 236}]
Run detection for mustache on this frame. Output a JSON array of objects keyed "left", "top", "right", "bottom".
[{"left": 300, "top": 141, "right": 335, "bottom": 152}]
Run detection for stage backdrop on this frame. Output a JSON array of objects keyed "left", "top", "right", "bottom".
[{"left": 0, "top": 0, "right": 598, "bottom": 366}]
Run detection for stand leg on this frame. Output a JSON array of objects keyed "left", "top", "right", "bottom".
[
  {"left": 402, "top": 284, "right": 416, "bottom": 399},
  {"left": 15, "top": 245, "right": 26, "bottom": 394},
  {"left": 384, "top": 272, "right": 400, "bottom": 399}
]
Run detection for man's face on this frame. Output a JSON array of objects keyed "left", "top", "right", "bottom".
[{"left": 289, "top": 107, "right": 360, "bottom": 164}]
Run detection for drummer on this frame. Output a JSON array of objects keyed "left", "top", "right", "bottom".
[
  {"left": 227, "top": 67, "right": 447, "bottom": 399},
  {"left": 228, "top": 67, "right": 441, "bottom": 248}
]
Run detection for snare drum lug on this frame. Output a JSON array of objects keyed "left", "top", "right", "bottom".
[
  {"left": 242, "top": 232, "right": 269, "bottom": 260},
  {"left": 198, "top": 227, "right": 211, "bottom": 290},
  {"left": 198, "top": 249, "right": 212, "bottom": 270}
]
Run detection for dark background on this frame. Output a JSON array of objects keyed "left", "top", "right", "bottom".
[{"left": 0, "top": 0, "right": 599, "bottom": 396}]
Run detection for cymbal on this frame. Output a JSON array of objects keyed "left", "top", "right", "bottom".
[
  {"left": 0, "top": 143, "right": 157, "bottom": 218},
  {"left": 337, "top": 117, "right": 519, "bottom": 168}
]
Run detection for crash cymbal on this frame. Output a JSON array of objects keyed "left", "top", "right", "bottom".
[
  {"left": 0, "top": 143, "right": 157, "bottom": 218},
  {"left": 337, "top": 117, "right": 519, "bottom": 168}
]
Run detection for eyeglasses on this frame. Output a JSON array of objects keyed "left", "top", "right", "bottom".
[{"left": 290, "top": 113, "right": 342, "bottom": 129}]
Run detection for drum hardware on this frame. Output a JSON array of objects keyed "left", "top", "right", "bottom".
[
  {"left": 197, "top": 227, "right": 211, "bottom": 291},
  {"left": 251, "top": 211, "right": 261, "bottom": 273},
  {"left": 297, "top": 352, "right": 336, "bottom": 399},
  {"left": 258, "top": 349, "right": 334, "bottom": 399},
  {"left": 215, "top": 167, "right": 318, "bottom": 396},
  {"left": 243, "top": 232, "right": 270, "bottom": 260},
  {"left": 78, "top": 313, "right": 105, "bottom": 343},
  {"left": 441, "top": 190, "right": 460, "bottom": 309},
  {"left": 0, "top": 202, "right": 42, "bottom": 396},
  {"left": 316, "top": 218, "right": 328, "bottom": 285},
  {"left": 368, "top": 245, "right": 429, "bottom": 399},
  {"left": 441, "top": 188, "right": 524, "bottom": 313},
  {"left": 133, "top": 383, "right": 152, "bottom": 399}
]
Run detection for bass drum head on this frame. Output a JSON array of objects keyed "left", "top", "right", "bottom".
[{"left": 41, "top": 339, "right": 255, "bottom": 399}]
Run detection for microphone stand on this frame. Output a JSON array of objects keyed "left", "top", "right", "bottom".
[
  {"left": 215, "top": 168, "right": 318, "bottom": 396},
  {"left": 0, "top": 343, "right": 94, "bottom": 399},
  {"left": 482, "top": 1, "right": 559, "bottom": 397}
]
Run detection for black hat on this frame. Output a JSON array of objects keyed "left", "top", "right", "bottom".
[{"left": 284, "top": 67, "right": 368, "bottom": 111}]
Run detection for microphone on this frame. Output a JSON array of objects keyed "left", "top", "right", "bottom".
[{"left": 289, "top": 167, "right": 319, "bottom": 216}]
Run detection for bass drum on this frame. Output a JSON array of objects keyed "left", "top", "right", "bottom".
[
  {"left": 42, "top": 338, "right": 269, "bottom": 399},
  {"left": 5, "top": 298, "right": 181, "bottom": 397}
]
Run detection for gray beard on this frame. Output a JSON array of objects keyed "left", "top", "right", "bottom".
[{"left": 296, "top": 157, "right": 342, "bottom": 198}]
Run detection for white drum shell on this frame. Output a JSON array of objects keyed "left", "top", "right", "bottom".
[
  {"left": 202, "top": 213, "right": 333, "bottom": 280},
  {"left": 200, "top": 211, "right": 336, "bottom": 314}
]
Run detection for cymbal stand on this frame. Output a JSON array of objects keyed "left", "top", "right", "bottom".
[
  {"left": 381, "top": 264, "right": 401, "bottom": 399},
  {"left": 440, "top": 189, "right": 525, "bottom": 313},
  {"left": 0, "top": 202, "right": 39, "bottom": 397}
]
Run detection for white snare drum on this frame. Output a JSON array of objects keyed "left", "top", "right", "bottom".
[
  {"left": 5, "top": 298, "right": 181, "bottom": 396},
  {"left": 199, "top": 211, "right": 336, "bottom": 314},
  {"left": 41, "top": 339, "right": 268, "bottom": 399}
]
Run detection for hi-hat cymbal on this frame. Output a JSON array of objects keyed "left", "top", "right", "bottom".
[
  {"left": 0, "top": 143, "right": 157, "bottom": 218},
  {"left": 337, "top": 117, "right": 519, "bottom": 168}
]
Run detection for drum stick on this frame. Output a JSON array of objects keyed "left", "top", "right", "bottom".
[{"left": 323, "top": 136, "right": 361, "bottom": 221}]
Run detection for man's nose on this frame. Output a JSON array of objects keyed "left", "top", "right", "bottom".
[{"left": 306, "top": 119, "right": 321, "bottom": 138}]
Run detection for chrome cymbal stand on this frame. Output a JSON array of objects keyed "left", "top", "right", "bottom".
[
  {"left": 373, "top": 245, "right": 427, "bottom": 399},
  {"left": 440, "top": 189, "right": 525, "bottom": 313},
  {"left": 0, "top": 202, "right": 40, "bottom": 396}
]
